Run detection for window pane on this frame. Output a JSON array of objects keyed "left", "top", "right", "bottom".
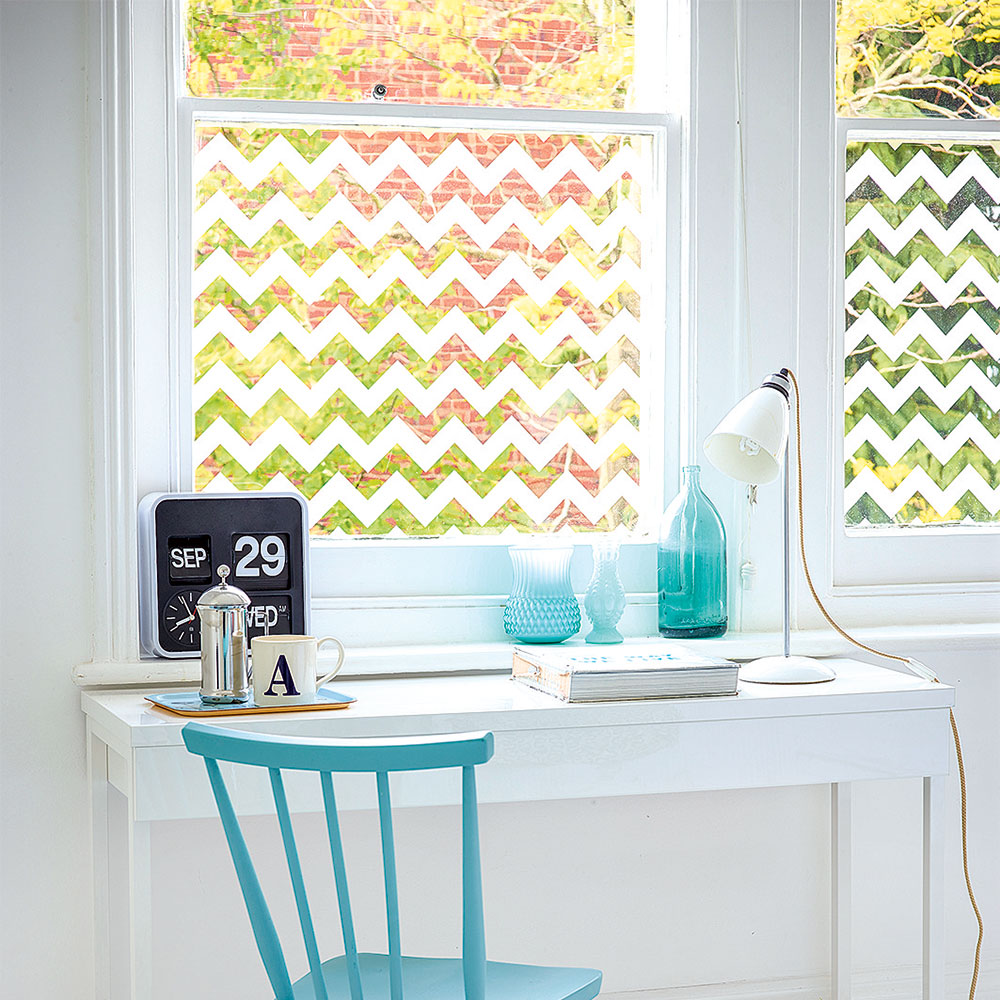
[
  {"left": 193, "top": 122, "right": 649, "bottom": 536},
  {"left": 185, "top": 1, "right": 652, "bottom": 112},
  {"left": 837, "top": 1, "right": 1000, "bottom": 119},
  {"left": 845, "top": 139, "right": 1000, "bottom": 529}
]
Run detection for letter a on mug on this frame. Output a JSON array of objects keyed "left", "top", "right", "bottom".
[{"left": 265, "top": 654, "right": 300, "bottom": 697}]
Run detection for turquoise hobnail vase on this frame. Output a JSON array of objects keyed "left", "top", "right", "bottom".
[
  {"left": 503, "top": 543, "right": 581, "bottom": 643},
  {"left": 657, "top": 465, "right": 728, "bottom": 638},
  {"left": 584, "top": 539, "right": 626, "bottom": 644}
]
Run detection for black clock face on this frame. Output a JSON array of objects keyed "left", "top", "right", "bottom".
[
  {"left": 162, "top": 590, "right": 201, "bottom": 651},
  {"left": 140, "top": 494, "right": 308, "bottom": 658}
]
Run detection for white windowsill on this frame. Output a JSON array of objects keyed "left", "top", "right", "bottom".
[{"left": 72, "top": 622, "right": 999, "bottom": 687}]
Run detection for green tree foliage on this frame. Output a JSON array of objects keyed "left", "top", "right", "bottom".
[
  {"left": 838, "top": 0, "right": 1000, "bottom": 118},
  {"left": 845, "top": 140, "right": 1000, "bottom": 526},
  {"left": 186, "top": 0, "right": 636, "bottom": 110}
]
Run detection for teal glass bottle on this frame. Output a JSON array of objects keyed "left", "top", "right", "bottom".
[{"left": 657, "top": 465, "right": 727, "bottom": 638}]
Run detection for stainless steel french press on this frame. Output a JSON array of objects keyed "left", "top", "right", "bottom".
[{"left": 196, "top": 565, "right": 251, "bottom": 703}]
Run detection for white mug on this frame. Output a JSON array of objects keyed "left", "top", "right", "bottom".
[{"left": 251, "top": 634, "right": 346, "bottom": 706}]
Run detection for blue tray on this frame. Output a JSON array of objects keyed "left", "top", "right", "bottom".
[{"left": 145, "top": 689, "right": 355, "bottom": 717}]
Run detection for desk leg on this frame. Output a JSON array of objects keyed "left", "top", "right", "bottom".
[
  {"left": 831, "top": 782, "right": 852, "bottom": 1000},
  {"left": 94, "top": 732, "right": 153, "bottom": 1000},
  {"left": 89, "top": 728, "right": 112, "bottom": 1000},
  {"left": 129, "top": 819, "right": 153, "bottom": 1000},
  {"left": 923, "top": 775, "right": 945, "bottom": 1000}
]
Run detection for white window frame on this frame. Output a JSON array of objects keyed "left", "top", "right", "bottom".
[
  {"left": 795, "top": 0, "right": 1000, "bottom": 629},
  {"left": 89, "top": 0, "right": 997, "bottom": 672},
  {"left": 91, "top": 0, "right": 691, "bottom": 662}
]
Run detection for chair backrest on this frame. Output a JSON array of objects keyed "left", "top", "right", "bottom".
[{"left": 182, "top": 723, "right": 495, "bottom": 1000}]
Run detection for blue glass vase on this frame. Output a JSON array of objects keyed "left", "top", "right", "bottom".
[
  {"left": 503, "top": 543, "right": 580, "bottom": 643},
  {"left": 584, "top": 539, "right": 626, "bottom": 644},
  {"left": 657, "top": 465, "right": 727, "bottom": 638}
]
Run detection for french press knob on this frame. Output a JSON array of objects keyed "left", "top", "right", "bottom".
[{"left": 196, "top": 565, "right": 251, "bottom": 704}]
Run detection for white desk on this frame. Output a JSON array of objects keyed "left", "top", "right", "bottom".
[{"left": 82, "top": 657, "right": 954, "bottom": 1000}]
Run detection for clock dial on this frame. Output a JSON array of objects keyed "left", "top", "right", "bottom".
[{"left": 162, "top": 590, "right": 202, "bottom": 651}]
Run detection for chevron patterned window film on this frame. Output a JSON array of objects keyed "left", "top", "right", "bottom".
[
  {"left": 185, "top": 0, "right": 642, "bottom": 111},
  {"left": 845, "top": 139, "right": 1000, "bottom": 528},
  {"left": 193, "top": 123, "right": 649, "bottom": 537}
]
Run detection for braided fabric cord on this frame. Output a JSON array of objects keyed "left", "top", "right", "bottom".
[{"left": 785, "top": 369, "right": 983, "bottom": 998}]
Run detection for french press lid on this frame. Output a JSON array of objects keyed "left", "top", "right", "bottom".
[{"left": 197, "top": 565, "right": 250, "bottom": 609}]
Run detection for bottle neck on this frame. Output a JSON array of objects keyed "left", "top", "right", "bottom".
[{"left": 682, "top": 464, "right": 701, "bottom": 487}]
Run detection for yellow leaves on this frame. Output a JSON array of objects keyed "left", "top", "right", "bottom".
[
  {"left": 436, "top": 0, "right": 466, "bottom": 18},
  {"left": 924, "top": 20, "right": 960, "bottom": 56},
  {"left": 439, "top": 41, "right": 471, "bottom": 66},
  {"left": 617, "top": 398, "right": 640, "bottom": 421},
  {"left": 865, "top": 461, "right": 916, "bottom": 491},
  {"left": 965, "top": 67, "right": 1000, "bottom": 86},
  {"left": 189, "top": 60, "right": 216, "bottom": 96},
  {"left": 186, "top": 0, "right": 639, "bottom": 110},
  {"left": 440, "top": 75, "right": 491, "bottom": 102},
  {"left": 837, "top": 0, "right": 1000, "bottom": 117}
]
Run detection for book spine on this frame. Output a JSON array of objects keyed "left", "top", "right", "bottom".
[{"left": 511, "top": 653, "right": 571, "bottom": 701}]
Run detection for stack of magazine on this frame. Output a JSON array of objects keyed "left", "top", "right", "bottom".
[{"left": 512, "top": 641, "right": 738, "bottom": 702}]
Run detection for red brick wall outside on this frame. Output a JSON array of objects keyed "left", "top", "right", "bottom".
[{"left": 194, "top": 2, "right": 600, "bottom": 108}]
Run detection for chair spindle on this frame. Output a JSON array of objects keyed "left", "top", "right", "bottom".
[
  {"left": 320, "top": 771, "right": 364, "bottom": 1000},
  {"left": 203, "top": 758, "right": 294, "bottom": 1000},
  {"left": 376, "top": 771, "right": 404, "bottom": 1000},
  {"left": 461, "top": 765, "right": 486, "bottom": 1000},
  {"left": 269, "top": 768, "right": 329, "bottom": 1000}
]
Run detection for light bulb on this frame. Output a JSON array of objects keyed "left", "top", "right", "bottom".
[{"left": 738, "top": 436, "right": 761, "bottom": 457}]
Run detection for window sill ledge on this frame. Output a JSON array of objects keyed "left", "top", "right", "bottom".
[{"left": 72, "top": 622, "right": 998, "bottom": 688}]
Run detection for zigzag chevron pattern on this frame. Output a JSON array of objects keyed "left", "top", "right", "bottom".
[
  {"left": 194, "top": 245, "right": 641, "bottom": 308},
  {"left": 204, "top": 469, "right": 642, "bottom": 534},
  {"left": 195, "top": 359, "right": 641, "bottom": 419},
  {"left": 196, "top": 414, "right": 641, "bottom": 474},
  {"left": 193, "top": 124, "right": 648, "bottom": 534},
  {"left": 196, "top": 133, "right": 641, "bottom": 197},
  {"left": 196, "top": 190, "right": 641, "bottom": 254},
  {"left": 194, "top": 302, "right": 638, "bottom": 363},
  {"left": 845, "top": 141, "right": 1000, "bottom": 527},
  {"left": 845, "top": 309, "right": 1000, "bottom": 363}
]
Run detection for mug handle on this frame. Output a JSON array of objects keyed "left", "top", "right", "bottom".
[{"left": 316, "top": 636, "right": 346, "bottom": 688}]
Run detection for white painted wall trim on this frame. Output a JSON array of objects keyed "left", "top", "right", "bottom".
[{"left": 88, "top": 0, "right": 139, "bottom": 663}]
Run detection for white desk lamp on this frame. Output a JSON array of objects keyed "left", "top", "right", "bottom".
[
  {"left": 705, "top": 372, "right": 980, "bottom": 967},
  {"left": 704, "top": 369, "right": 835, "bottom": 684}
]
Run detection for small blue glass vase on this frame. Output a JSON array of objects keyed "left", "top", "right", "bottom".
[
  {"left": 657, "top": 465, "right": 727, "bottom": 638},
  {"left": 584, "top": 539, "right": 625, "bottom": 644},
  {"left": 503, "top": 543, "right": 580, "bottom": 644}
]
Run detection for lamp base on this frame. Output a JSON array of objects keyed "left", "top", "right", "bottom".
[{"left": 739, "top": 654, "right": 836, "bottom": 685}]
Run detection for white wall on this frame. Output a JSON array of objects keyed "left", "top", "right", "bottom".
[
  {"left": 0, "top": 3, "right": 997, "bottom": 999},
  {"left": 0, "top": 2, "right": 96, "bottom": 997}
]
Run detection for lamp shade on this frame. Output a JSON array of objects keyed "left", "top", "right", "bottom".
[{"left": 703, "top": 383, "right": 789, "bottom": 484}]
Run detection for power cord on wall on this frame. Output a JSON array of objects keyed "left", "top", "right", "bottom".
[{"left": 785, "top": 370, "right": 983, "bottom": 998}]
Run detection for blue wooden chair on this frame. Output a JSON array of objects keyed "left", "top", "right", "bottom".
[{"left": 182, "top": 723, "right": 602, "bottom": 1000}]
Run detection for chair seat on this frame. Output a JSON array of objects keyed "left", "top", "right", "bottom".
[{"left": 289, "top": 952, "right": 602, "bottom": 1000}]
